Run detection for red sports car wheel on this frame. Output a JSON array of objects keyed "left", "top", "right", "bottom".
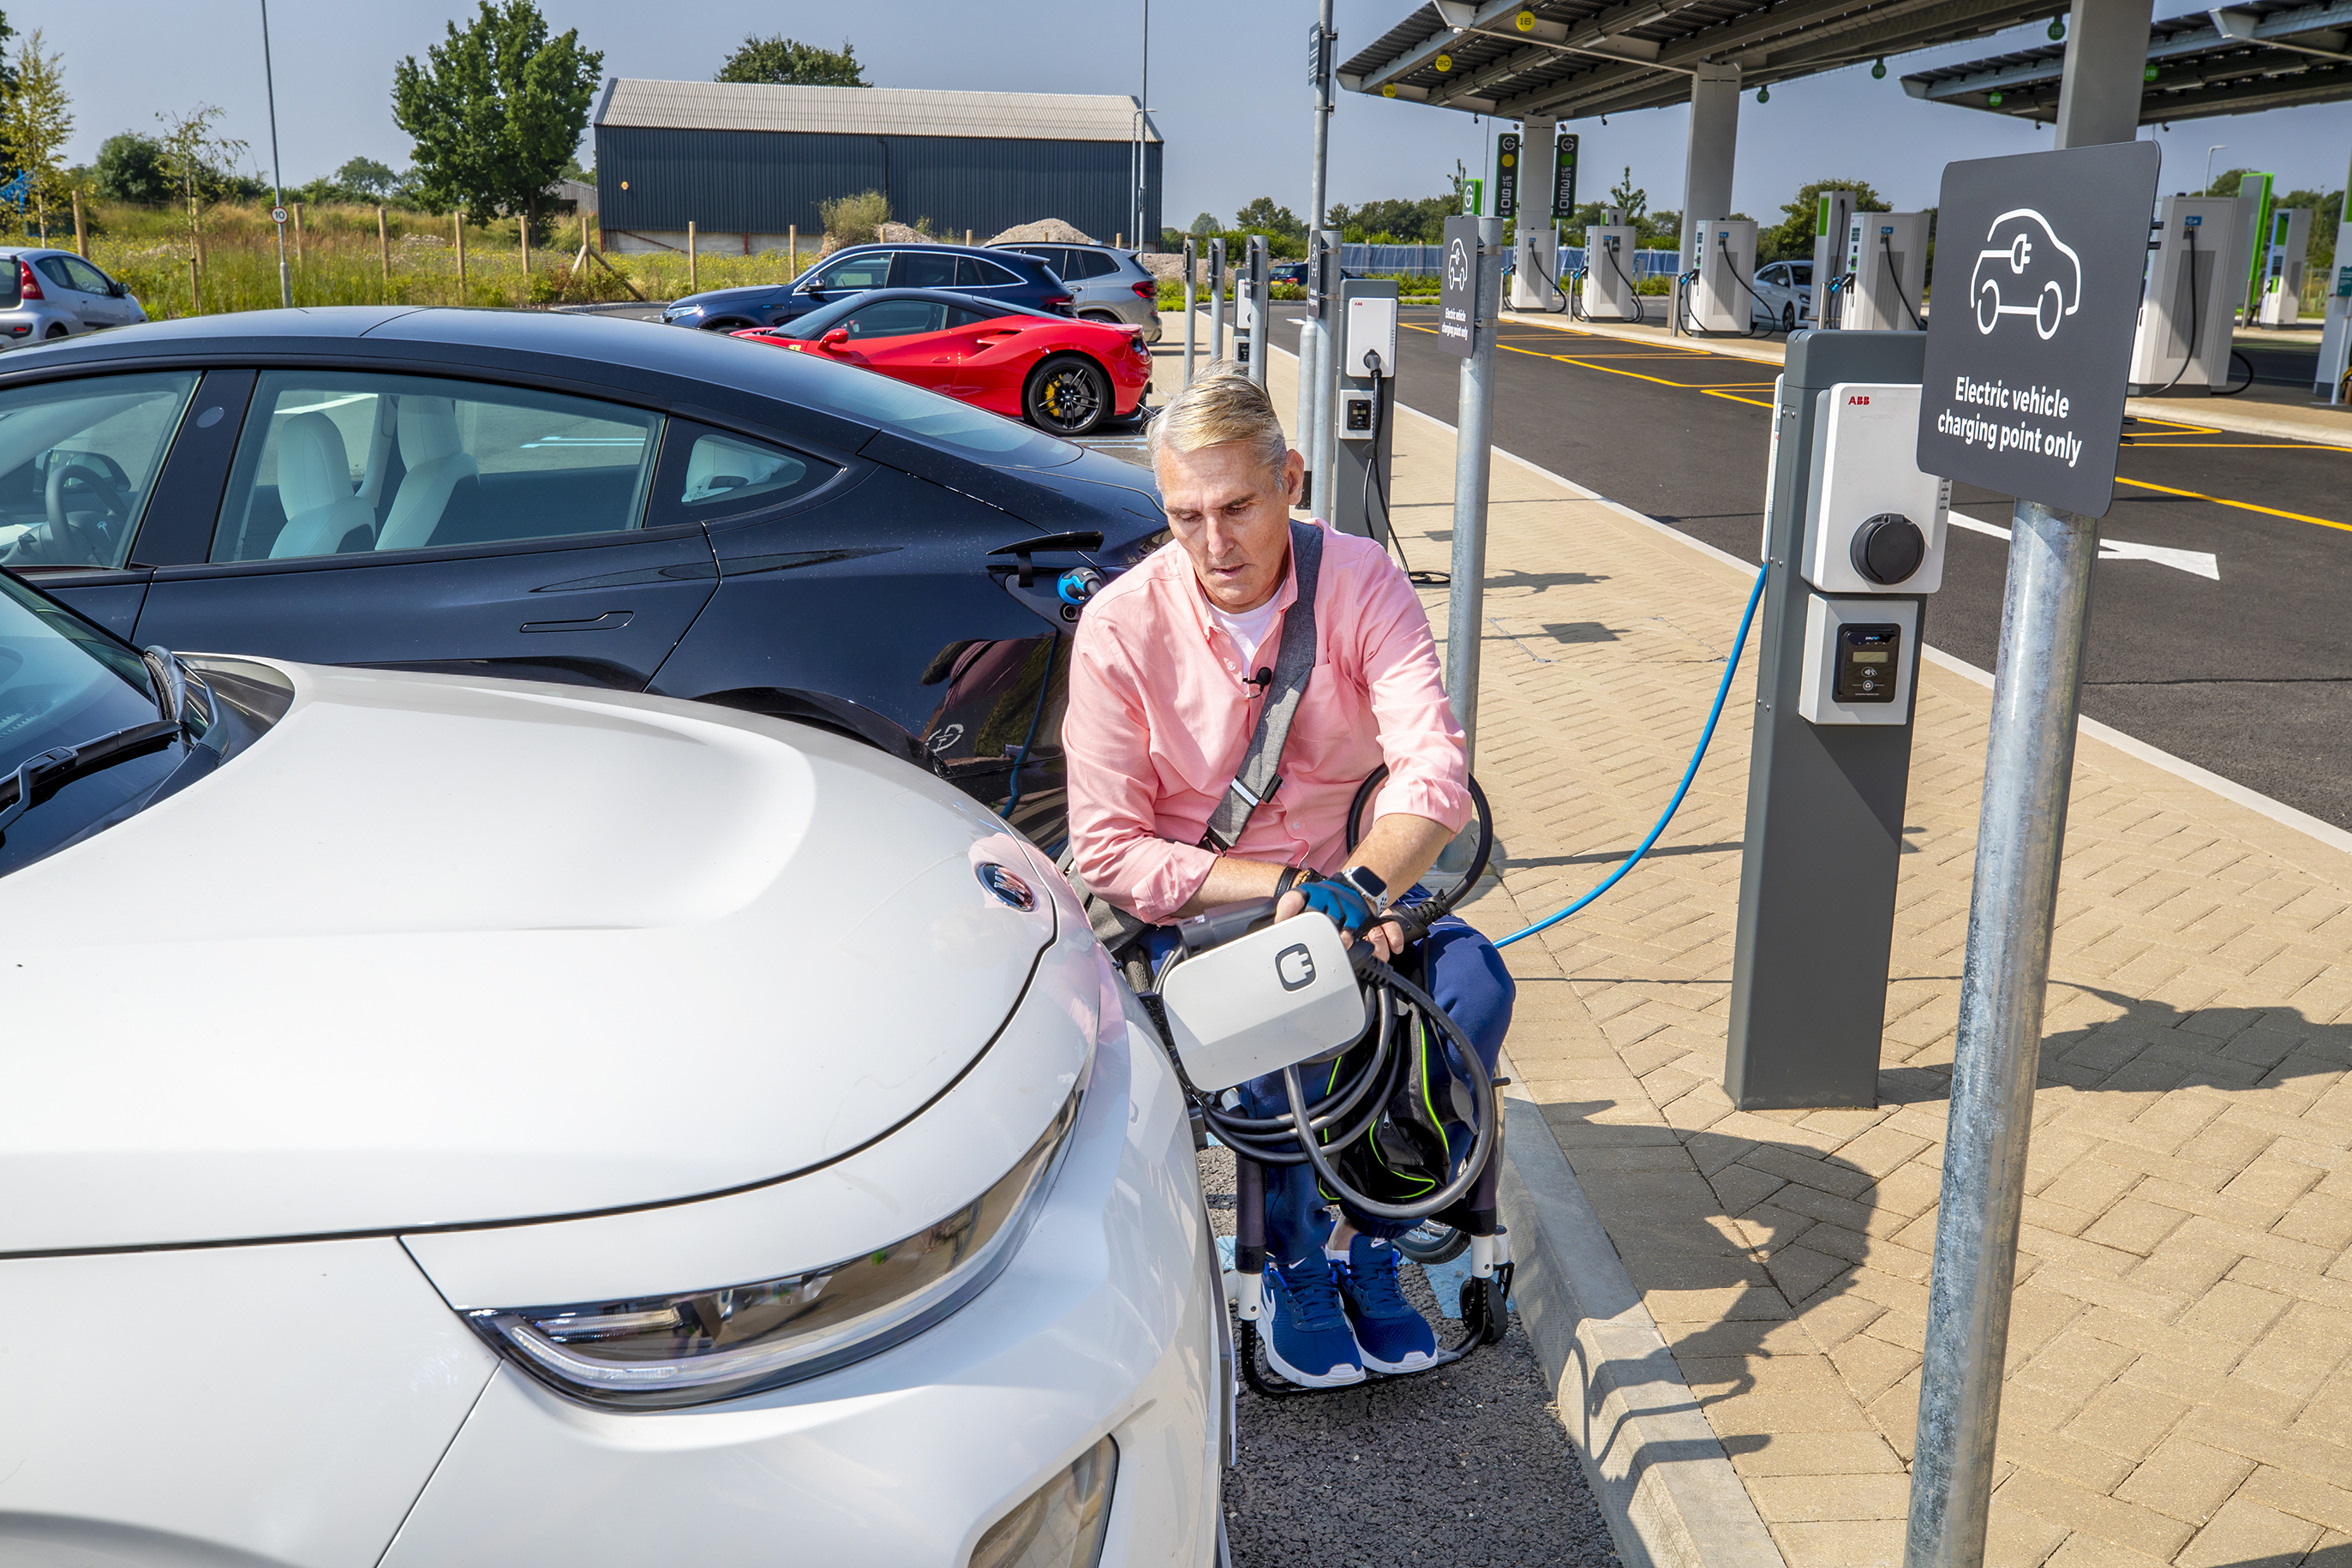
[{"left": 1024, "top": 355, "right": 1111, "bottom": 436}]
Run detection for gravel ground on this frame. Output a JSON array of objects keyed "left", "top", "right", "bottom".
[{"left": 1200, "top": 1147, "right": 1621, "bottom": 1568}]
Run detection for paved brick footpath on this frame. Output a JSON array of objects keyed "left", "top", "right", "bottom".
[{"left": 1176, "top": 326, "right": 2352, "bottom": 1568}]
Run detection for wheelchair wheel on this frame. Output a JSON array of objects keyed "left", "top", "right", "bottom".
[{"left": 1395, "top": 1219, "right": 1470, "bottom": 1265}]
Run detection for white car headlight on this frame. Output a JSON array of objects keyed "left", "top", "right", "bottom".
[{"left": 465, "top": 1084, "right": 1084, "bottom": 1409}]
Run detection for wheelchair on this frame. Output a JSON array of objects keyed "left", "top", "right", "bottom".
[{"left": 1116, "top": 769, "right": 1514, "bottom": 1397}]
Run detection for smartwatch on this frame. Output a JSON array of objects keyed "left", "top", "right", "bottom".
[{"left": 1338, "top": 865, "right": 1389, "bottom": 913}]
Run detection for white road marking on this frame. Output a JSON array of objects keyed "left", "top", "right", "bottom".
[{"left": 1945, "top": 512, "right": 2218, "bottom": 579}]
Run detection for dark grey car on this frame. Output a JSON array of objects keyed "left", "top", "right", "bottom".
[{"left": 992, "top": 243, "right": 1162, "bottom": 343}]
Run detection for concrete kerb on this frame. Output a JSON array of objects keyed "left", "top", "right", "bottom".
[{"left": 1499, "top": 1055, "right": 1790, "bottom": 1568}]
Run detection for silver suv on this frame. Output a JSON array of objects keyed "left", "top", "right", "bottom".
[
  {"left": 991, "top": 242, "right": 1161, "bottom": 342},
  {"left": 0, "top": 248, "right": 147, "bottom": 345}
]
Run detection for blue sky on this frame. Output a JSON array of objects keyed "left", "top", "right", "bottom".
[{"left": 36, "top": 2, "right": 2352, "bottom": 225}]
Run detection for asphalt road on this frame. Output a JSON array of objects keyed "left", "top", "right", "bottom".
[
  {"left": 1199, "top": 1149, "right": 1621, "bottom": 1568},
  {"left": 1290, "top": 301, "right": 2352, "bottom": 831}
]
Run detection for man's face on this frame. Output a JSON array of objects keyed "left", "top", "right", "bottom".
[{"left": 1154, "top": 440, "right": 1307, "bottom": 613}]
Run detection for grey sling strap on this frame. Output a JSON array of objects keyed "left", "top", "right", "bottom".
[{"left": 1200, "top": 519, "right": 1323, "bottom": 853}]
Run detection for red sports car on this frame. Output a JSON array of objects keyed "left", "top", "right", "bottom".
[{"left": 735, "top": 288, "right": 1153, "bottom": 437}]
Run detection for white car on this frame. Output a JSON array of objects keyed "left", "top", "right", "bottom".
[
  {"left": 0, "top": 247, "right": 148, "bottom": 344},
  {"left": 1750, "top": 259, "right": 1815, "bottom": 332},
  {"left": 0, "top": 571, "right": 1226, "bottom": 1567}
]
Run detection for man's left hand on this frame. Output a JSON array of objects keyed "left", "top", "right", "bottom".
[{"left": 1274, "top": 885, "right": 1409, "bottom": 961}]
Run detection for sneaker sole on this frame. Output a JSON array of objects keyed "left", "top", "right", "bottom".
[
  {"left": 1355, "top": 1344, "right": 1438, "bottom": 1375},
  {"left": 1260, "top": 1332, "right": 1367, "bottom": 1388}
]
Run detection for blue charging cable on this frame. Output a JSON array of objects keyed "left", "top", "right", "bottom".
[{"left": 1492, "top": 562, "right": 1768, "bottom": 949}]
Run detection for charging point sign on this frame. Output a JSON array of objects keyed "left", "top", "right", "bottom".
[
  {"left": 1916, "top": 141, "right": 2160, "bottom": 518},
  {"left": 1494, "top": 135, "right": 1519, "bottom": 220},
  {"left": 1439, "top": 213, "right": 1480, "bottom": 357},
  {"left": 1553, "top": 134, "right": 1578, "bottom": 220}
]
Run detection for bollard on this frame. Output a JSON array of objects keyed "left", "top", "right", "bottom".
[
  {"left": 378, "top": 205, "right": 389, "bottom": 296},
  {"left": 454, "top": 212, "right": 465, "bottom": 298}
]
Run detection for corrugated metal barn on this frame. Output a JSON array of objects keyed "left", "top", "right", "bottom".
[{"left": 593, "top": 80, "right": 1163, "bottom": 256}]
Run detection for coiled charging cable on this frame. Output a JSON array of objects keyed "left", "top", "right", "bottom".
[{"left": 1492, "top": 560, "right": 1768, "bottom": 949}]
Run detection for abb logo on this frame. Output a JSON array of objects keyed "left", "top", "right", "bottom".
[{"left": 1847, "top": 394, "right": 1871, "bottom": 405}]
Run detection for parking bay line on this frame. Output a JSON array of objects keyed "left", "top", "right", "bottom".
[{"left": 2113, "top": 475, "right": 2352, "bottom": 534}]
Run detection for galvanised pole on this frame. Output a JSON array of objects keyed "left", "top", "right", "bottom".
[
  {"left": 1304, "top": 0, "right": 1335, "bottom": 512},
  {"left": 260, "top": 0, "right": 290, "bottom": 309},
  {"left": 1182, "top": 236, "right": 1197, "bottom": 386},
  {"left": 1314, "top": 225, "right": 1344, "bottom": 522},
  {"left": 1903, "top": 500, "right": 2099, "bottom": 1567},
  {"left": 1443, "top": 216, "right": 1501, "bottom": 765}
]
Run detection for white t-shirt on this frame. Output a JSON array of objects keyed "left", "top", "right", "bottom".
[{"left": 1206, "top": 596, "right": 1284, "bottom": 672}]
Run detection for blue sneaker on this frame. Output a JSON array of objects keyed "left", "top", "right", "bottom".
[
  {"left": 1261, "top": 1254, "right": 1365, "bottom": 1388},
  {"left": 1333, "top": 1235, "right": 1439, "bottom": 1373}
]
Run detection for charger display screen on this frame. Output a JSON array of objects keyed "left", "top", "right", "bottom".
[{"left": 1834, "top": 625, "right": 1901, "bottom": 703}]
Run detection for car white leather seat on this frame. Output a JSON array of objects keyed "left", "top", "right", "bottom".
[
  {"left": 269, "top": 413, "right": 376, "bottom": 559},
  {"left": 374, "top": 397, "right": 479, "bottom": 552}
]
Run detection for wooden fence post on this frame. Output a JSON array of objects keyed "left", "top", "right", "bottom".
[
  {"left": 455, "top": 212, "right": 466, "bottom": 298},
  {"left": 520, "top": 216, "right": 530, "bottom": 293},
  {"left": 787, "top": 224, "right": 796, "bottom": 275},
  {"left": 72, "top": 190, "right": 85, "bottom": 256},
  {"left": 292, "top": 203, "right": 303, "bottom": 267},
  {"left": 687, "top": 220, "right": 697, "bottom": 293},
  {"left": 378, "top": 206, "right": 390, "bottom": 296}
]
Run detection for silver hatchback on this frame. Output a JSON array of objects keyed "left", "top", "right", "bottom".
[
  {"left": 991, "top": 242, "right": 1162, "bottom": 343},
  {"left": 0, "top": 248, "right": 147, "bottom": 346}
]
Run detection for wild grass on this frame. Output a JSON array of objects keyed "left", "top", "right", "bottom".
[{"left": 69, "top": 197, "right": 823, "bottom": 314}]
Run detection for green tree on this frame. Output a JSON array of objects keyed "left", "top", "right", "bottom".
[
  {"left": 334, "top": 156, "right": 402, "bottom": 200},
  {"left": 392, "top": 0, "right": 602, "bottom": 241},
  {"left": 155, "top": 104, "right": 248, "bottom": 266},
  {"left": 1188, "top": 211, "right": 1218, "bottom": 236},
  {"left": 1233, "top": 196, "right": 1305, "bottom": 240},
  {"left": 3, "top": 29, "right": 72, "bottom": 242},
  {"left": 1757, "top": 177, "right": 1886, "bottom": 264},
  {"left": 93, "top": 130, "right": 171, "bottom": 205},
  {"left": 716, "top": 34, "right": 866, "bottom": 87}
]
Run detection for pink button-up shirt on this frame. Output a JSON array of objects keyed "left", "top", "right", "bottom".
[{"left": 1063, "top": 519, "right": 1471, "bottom": 925}]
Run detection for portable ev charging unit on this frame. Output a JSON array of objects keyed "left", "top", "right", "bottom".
[
  {"left": 1688, "top": 218, "right": 1757, "bottom": 332},
  {"left": 2257, "top": 206, "right": 2312, "bottom": 326},
  {"left": 1332, "top": 277, "right": 1398, "bottom": 546},
  {"left": 2129, "top": 196, "right": 2256, "bottom": 392},
  {"left": 1158, "top": 915, "right": 1364, "bottom": 1093},
  {"left": 1840, "top": 212, "right": 1930, "bottom": 332},
  {"left": 1583, "top": 224, "right": 1641, "bottom": 320},
  {"left": 2315, "top": 221, "right": 2352, "bottom": 401},
  {"left": 1812, "top": 190, "right": 1856, "bottom": 326},
  {"left": 1727, "top": 331, "right": 1936, "bottom": 1110}
]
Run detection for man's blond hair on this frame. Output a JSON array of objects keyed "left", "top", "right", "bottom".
[{"left": 1146, "top": 362, "right": 1289, "bottom": 482}]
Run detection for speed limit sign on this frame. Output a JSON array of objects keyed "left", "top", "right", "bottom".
[{"left": 270, "top": 206, "right": 289, "bottom": 224}]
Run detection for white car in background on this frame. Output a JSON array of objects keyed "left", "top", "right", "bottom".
[
  {"left": 1750, "top": 259, "right": 1815, "bottom": 332},
  {"left": 0, "top": 569, "right": 1224, "bottom": 1567},
  {"left": 0, "top": 247, "right": 147, "bottom": 344}
]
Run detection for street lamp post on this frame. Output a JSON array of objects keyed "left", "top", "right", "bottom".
[
  {"left": 2205, "top": 144, "right": 2228, "bottom": 195},
  {"left": 260, "top": 0, "right": 290, "bottom": 308}
]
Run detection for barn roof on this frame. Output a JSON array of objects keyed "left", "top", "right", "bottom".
[{"left": 593, "top": 79, "right": 1162, "bottom": 143}]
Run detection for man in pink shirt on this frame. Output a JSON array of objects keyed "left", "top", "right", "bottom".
[{"left": 1063, "top": 367, "right": 1514, "bottom": 1389}]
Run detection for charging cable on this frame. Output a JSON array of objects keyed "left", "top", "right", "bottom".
[
  {"left": 1492, "top": 562, "right": 1768, "bottom": 949},
  {"left": 1355, "top": 354, "right": 1449, "bottom": 587},
  {"left": 1880, "top": 234, "right": 1924, "bottom": 330},
  {"left": 1601, "top": 239, "right": 1645, "bottom": 323}
]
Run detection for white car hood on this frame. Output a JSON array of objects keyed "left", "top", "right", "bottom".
[{"left": 0, "top": 661, "right": 1073, "bottom": 1253}]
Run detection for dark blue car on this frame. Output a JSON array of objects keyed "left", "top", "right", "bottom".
[
  {"left": 661, "top": 243, "right": 1075, "bottom": 334},
  {"left": 0, "top": 307, "right": 1166, "bottom": 842}
]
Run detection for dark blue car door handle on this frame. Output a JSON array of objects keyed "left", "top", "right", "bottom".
[{"left": 521, "top": 610, "right": 633, "bottom": 633}]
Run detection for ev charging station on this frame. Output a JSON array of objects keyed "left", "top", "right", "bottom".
[
  {"left": 1231, "top": 236, "right": 1272, "bottom": 392},
  {"left": 1581, "top": 213, "right": 1642, "bottom": 321},
  {"left": 2128, "top": 196, "right": 2256, "bottom": 392},
  {"left": 1840, "top": 212, "right": 1930, "bottom": 332},
  {"left": 2315, "top": 218, "right": 2352, "bottom": 401},
  {"left": 2257, "top": 206, "right": 2312, "bottom": 326},
  {"left": 1726, "top": 332, "right": 1947, "bottom": 1107},
  {"left": 1332, "top": 279, "right": 1399, "bottom": 544},
  {"left": 1811, "top": 190, "right": 1855, "bottom": 326},
  {"left": 1684, "top": 218, "right": 1758, "bottom": 333}
]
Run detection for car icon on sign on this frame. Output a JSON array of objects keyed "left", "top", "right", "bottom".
[
  {"left": 1970, "top": 207, "right": 2083, "bottom": 339},
  {"left": 1446, "top": 236, "right": 1472, "bottom": 290}
]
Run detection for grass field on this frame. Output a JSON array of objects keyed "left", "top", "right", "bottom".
[{"left": 64, "top": 198, "right": 820, "bottom": 314}]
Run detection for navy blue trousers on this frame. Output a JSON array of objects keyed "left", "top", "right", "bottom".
[{"left": 1157, "top": 903, "right": 1516, "bottom": 1266}]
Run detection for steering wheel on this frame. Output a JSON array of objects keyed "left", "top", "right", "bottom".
[{"left": 43, "top": 458, "right": 129, "bottom": 565}]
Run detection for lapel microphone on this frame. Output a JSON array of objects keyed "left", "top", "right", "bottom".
[{"left": 1249, "top": 667, "right": 1274, "bottom": 693}]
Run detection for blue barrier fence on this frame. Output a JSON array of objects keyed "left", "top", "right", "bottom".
[{"left": 1342, "top": 242, "right": 1681, "bottom": 278}]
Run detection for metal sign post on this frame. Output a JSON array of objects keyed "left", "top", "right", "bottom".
[
  {"left": 1302, "top": 0, "right": 1337, "bottom": 514},
  {"left": 1182, "top": 236, "right": 1197, "bottom": 387},
  {"left": 1439, "top": 212, "right": 1499, "bottom": 763},
  {"left": 1903, "top": 138, "right": 2160, "bottom": 1568},
  {"left": 1248, "top": 235, "right": 1272, "bottom": 393}
]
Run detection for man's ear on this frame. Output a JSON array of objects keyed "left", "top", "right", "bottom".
[{"left": 1282, "top": 449, "right": 1306, "bottom": 510}]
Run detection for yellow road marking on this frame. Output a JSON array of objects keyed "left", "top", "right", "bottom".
[
  {"left": 2128, "top": 415, "right": 2223, "bottom": 435},
  {"left": 2115, "top": 476, "right": 2352, "bottom": 532},
  {"left": 1703, "top": 389, "right": 1777, "bottom": 408}
]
